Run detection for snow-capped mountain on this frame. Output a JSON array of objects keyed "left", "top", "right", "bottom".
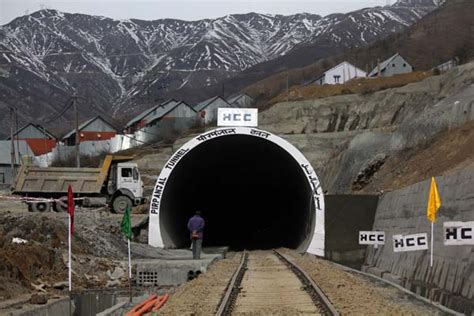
[
  {"left": 393, "top": 0, "right": 441, "bottom": 7},
  {"left": 0, "top": 2, "right": 436, "bottom": 133}
]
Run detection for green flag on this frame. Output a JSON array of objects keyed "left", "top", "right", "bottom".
[{"left": 121, "top": 207, "right": 132, "bottom": 240}]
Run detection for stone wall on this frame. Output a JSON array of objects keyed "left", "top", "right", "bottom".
[{"left": 362, "top": 168, "right": 474, "bottom": 314}]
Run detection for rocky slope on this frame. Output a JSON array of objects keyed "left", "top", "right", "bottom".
[
  {"left": 133, "top": 61, "right": 474, "bottom": 196},
  {"left": 259, "top": 61, "right": 474, "bottom": 193},
  {"left": 0, "top": 1, "right": 436, "bottom": 134}
]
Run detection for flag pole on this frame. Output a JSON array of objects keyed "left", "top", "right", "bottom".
[
  {"left": 67, "top": 185, "right": 74, "bottom": 316},
  {"left": 128, "top": 238, "right": 132, "bottom": 303},
  {"left": 121, "top": 206, "right": 133, "bottom": 303},
  {"left": 68, "top": 211, "right": 72, "bottom": 315},
  {"left": 430, "top": 221, "right": 434, "bottom": 267}
]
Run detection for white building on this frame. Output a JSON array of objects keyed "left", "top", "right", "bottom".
[
  {"left": 369, "top": 53, "right": 413, "bottom": 77},
  {"left": 434, "top": 58, "right": 458, "bottom": 73},
  {"left": 312, "top": 61, "right": 367, "bottom": 85},
  {"left": 62, "top": 116, "right": 118, "bottom": 146},
  {"left": 124, "top": 99, "right": 179, "bottom": 133},
  {"left": 227, "top": 93, "right": 255, "bottom": 108},
  {"left": 0, "top": 140, "right": 32, "bottom": 185},
  {"left": 133, "top": 101, "right": 197, "bottom": 144},
  {"left": 194, "top": 96, "right": 232, "bottom": 124}
]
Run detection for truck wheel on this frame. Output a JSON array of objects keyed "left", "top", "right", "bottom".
[
  {"left": 53, "top": 197, "right": 68, "bottom": 212},
  {"left": 112, "top": 196, "right": 132, "bottom": 214},
  {"left": 30, "top": 202, "right": 51, "bottom": 212}
]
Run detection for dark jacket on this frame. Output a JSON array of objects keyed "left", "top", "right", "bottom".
[{"left": 187, "top": 215, "right": 205, "bottom": 239}]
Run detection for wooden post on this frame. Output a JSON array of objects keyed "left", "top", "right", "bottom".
[
  {"left": 10, "top": 107, "right": 16, "bottom": 182},
  {"left": 14, "top": 110, "right": 20, "bottom": 161}
]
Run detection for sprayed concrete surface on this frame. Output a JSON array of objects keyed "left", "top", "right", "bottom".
[{"left": 363, "top": 168, "right": 474, "bottom": 314}]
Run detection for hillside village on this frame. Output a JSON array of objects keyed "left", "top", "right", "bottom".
[
  {"left": 1, "top": 50, "right": 459, "bottom": 185},
  {"left": 0, "top": 92, "right": 256, "bottom": 184}
]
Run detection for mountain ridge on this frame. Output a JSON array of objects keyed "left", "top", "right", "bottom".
[{"left": 0, "top": 3, "right": 436, "bottom": 135}]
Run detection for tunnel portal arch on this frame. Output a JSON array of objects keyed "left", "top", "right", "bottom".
[{"left": 148, "top": 127, "right": 325, "bottom": 256}]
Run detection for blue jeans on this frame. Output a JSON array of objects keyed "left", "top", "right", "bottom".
[{"left": 192, "top": 239, "right": 202, "bottom": 259}]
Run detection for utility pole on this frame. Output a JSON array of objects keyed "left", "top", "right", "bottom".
[
  {"left": 15, "top": 109, "right": 20, "bottom": 158},
  {"left": 72, "top": 92, "right": 80, "bottom": 168},
  {"left": 286, "top": 73, "right": 289, "bottom": 102},
  {"left": 9, "top": 107, "right": 16, "bottom": 182}
]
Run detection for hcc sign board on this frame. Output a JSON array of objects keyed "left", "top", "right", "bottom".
[
  {"left": 218, "top": 108, "right": 258, "bottom": 127},
  {"left": 393, "top": 233, "right": 428, "bottom": 252},
  {"left": 444, "top": 221, "right": 474, "bottom": 245},
  {"left": 359, "top": 231, "right": 385, "bottom": 245}
]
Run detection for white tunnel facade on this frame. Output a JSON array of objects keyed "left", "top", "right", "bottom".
[{"left": 148, "top": 127, "right": 325, "bottom": 256}]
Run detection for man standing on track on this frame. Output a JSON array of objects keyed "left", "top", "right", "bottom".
[{"left": 187, "top": 211, "right": 205, "bottom": 259}]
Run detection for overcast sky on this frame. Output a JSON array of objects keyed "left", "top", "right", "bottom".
[{"left": 1, "top": 0, "right": 392, "bottom": 25}]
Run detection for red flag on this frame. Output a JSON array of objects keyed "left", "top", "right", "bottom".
[{"left": 67, "top": 185, "right": 74, "bottom": 235}]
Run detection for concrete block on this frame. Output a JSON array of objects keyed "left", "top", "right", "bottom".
[
  {"left": 367, "top": 267, "right": 385, "bottom": 278},
  {"left": 96, "top": 299, "right": 127, "bottom": 316},
  {"left": 382, "top": 273, "right": 404, "bottom": 286},
  {"left": 135, "top": 256, "right": 220, "bottom": 286},
  {"left": 12, "top": 298, "right": 73, "bottom": 316},
  {"left": 360, "top": 265, "right": 371, "bottom": 272}
]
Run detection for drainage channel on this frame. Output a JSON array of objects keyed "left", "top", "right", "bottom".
[{"left": 216, "top": 250, "right": 339, "bottom": 316}]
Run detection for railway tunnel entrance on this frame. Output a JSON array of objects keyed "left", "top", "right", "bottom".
[{"left": 148, "top": 127, "right": 325, "bottom": 255}]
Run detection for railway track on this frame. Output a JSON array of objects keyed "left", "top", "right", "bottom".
[{"left": 216, "top": 250, "right": 339, "bottom": 315}]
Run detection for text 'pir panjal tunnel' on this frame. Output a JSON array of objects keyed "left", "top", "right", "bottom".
[{"left": 148, "top": 127, "right": 325, "bottom": 255}]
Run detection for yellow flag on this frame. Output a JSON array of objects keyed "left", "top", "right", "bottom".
[{"left": 427, "top": 177, "right": 441, "bottom": 222}]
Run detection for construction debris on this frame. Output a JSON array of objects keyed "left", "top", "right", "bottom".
[
  {"left": 29, "top": 294, "right": 48, "bottom": 305},
  {"left": 0, "top": 201, "right": 147, "bottom": 302}
]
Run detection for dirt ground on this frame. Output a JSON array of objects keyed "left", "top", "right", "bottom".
[
  {"left": 157, "top": 249, "right": 444, "bottom": 315},
  {"left": 269, "top": 71, "right": 434, "bottom": 106},
  {"left": 361, "top": 120, "right": 474, "bottom": 193},
  {"left": 281, "top": 249, "right": 443, "bottom": 315},
  {"left": 0, "top": 198, "right": 147, "bottom": 304}
]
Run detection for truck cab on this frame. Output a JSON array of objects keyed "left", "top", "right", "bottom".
[
  {"left": 108, "top": 162, "right": 145, "bottom": 213},
  {"left": 117, "top": 163, "right": 144, "bottom": 203}
]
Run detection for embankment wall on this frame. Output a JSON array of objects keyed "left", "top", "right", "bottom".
[{"left": 362, "top": 168, "right": 474, "bottom": 314}]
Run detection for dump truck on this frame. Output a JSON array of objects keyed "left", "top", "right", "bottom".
[{"left": 12, "top": 155, "right": 146, "bottom": 213}]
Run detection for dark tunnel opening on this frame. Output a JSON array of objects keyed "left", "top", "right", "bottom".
[{"left": 159, "top": 134, "right": 315, "bottom": 251}]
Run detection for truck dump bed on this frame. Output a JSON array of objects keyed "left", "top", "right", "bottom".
[
  {"left": 13, "top": 166, "right": 106, "bottom": 194},
  {"left": 12, "top": 155, "right": 132, "bottom": 195}
]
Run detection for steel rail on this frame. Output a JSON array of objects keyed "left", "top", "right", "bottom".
[
  {"left": 215, "top": 250, "right": 248, "bottom": 316},
  {"left": 273, "top": 249, "right": 340, "bottom": 316}
]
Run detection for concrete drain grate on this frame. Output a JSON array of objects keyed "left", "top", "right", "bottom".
[{"left": 137, "top": 271, "right": 159, "bottom": 286}]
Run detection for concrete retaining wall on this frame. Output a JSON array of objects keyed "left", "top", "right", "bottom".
[
  {"left": 14, "top": 298, "right": 72, "bottom": 316},
  {"left": 362, "top": 168, "right": 474, "bottom": 314},
  {"left": 325, "top": 195, "right": 379, "bottom": 269}
]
